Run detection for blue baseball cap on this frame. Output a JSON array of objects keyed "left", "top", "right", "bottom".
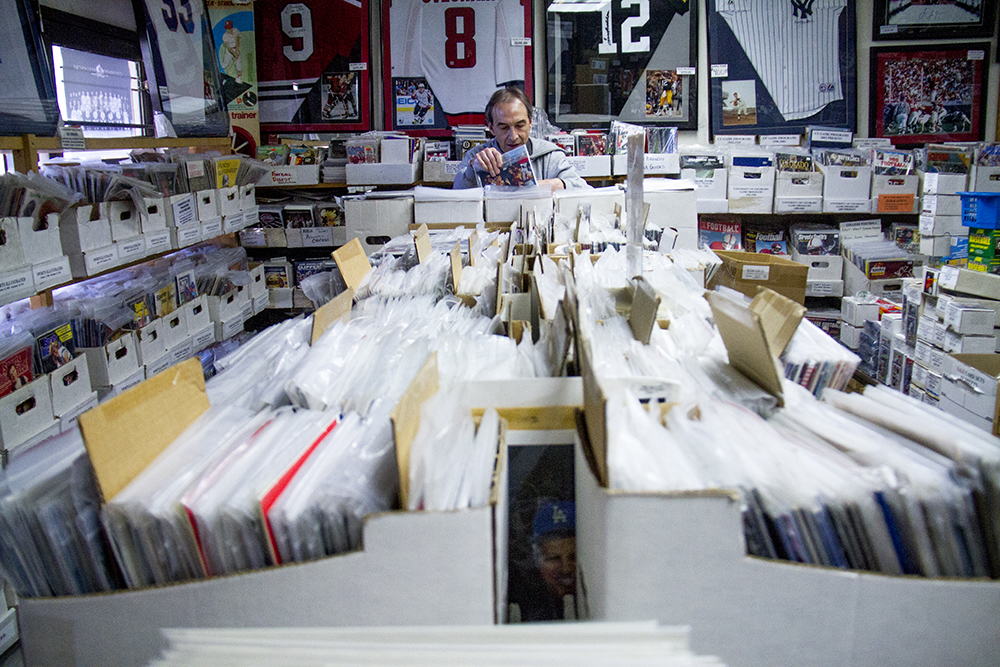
[{"left": 532, "top": 500, "right": 575, "bottom": 542}]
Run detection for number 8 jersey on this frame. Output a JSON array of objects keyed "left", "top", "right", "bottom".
[{"left": 391, "top": 0, "right": 525, "bottom": 117}]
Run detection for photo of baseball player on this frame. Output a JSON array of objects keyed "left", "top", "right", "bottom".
[{"left": 721, "top": 80, "right": 757, "bottom": 126}]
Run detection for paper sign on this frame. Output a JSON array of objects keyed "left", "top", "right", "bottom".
[
  {"left": 59, "top": 126, "right": 86, "bottom": 150},
  {"left": 878, "top": 193, "right": 915, "bottom": 214},
  {"left": 810, "top": 129, "right": 853, "bottom": 144},
  {"left": 968, "top": 50, "right": 985, "bottom": 61},
  {"left": 414, "top": 224, "right": 432, "bottom": 264},
  {"left": 676, "top": 66, "right": 696, "bottom": 76},
  {"left": 742, "top": 265, "right": 770, "bottom": 281},
  {"left": 511, "top": 37, "right": 531, "bottom": 46},
  {"left": 171, "top": 195, "right": 197, "bottom": 227},
  {"left": 759, "top": 134, "right": 801, "bottom": 147},
  {"left": 450, "top": 241, "right": 462, "bottom": 292},
  {"left": 853, "top": 138, "right": 892, "bottom": 149},
  {"left": 301, "top": 227, "right": 334, "bottom": 247},
  {"left": 349, "top": 62, "right": 368, "bottom": 71},
  {"left": 715, "top": 135, "right": 756, "bottom": 146},
  {"left": 939, "top": 265, "right": 960, "bottom": 290},
  {"left": 311, "top": 288, "right": 354, "bottom": 344},
  {"left": 711, "top": 64, "right": 728, "bottom": 78},
  {"left": 241, "top": 229, "right": 266, "bottom": 247}
]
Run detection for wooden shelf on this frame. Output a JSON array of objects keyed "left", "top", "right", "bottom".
[
  {"left": 0, "top": 136, "right": 22, "bottom": 151},
  {"left": 3, "top": 134, "right": 232, "bottom": 173}
]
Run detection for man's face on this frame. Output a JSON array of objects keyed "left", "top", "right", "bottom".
[
  {"left": 538, "top": 536, "right": 576, "bottom": 599},
  {"left": 488, "top": 100, "right": 532, "bottom": 154}
]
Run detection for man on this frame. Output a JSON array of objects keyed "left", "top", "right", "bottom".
[
  {"left": 453, "top": 87, "right": 588, "bottom": 190},
  {"left": 508, "top": 499, "right": 577, "bottom": 622},
  {"left": 412, "top": 82, "right": 433, "bottom": 124},
  {"left": 220, "top": 20, "right": 242, "bottom": 84}
]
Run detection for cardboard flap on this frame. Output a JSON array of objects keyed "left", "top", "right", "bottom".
[
  {"left": 468, "top": 230, "right": 478, "bottom": 267},
  {"left": 705, "top": 291, "right": 785, "bottom": 406},
  {"left": 78, "top": 358, "right": 209, "bottom": 501},
  {"left": 750, "top": 288, "right": 805, "bottom": 356},
  {"left": 311, "top": 288, "right": 354, "bottom": 344},
  {"left": 414, "top": 224, "right": 432, "bottom": 264},
  {"left": 332, "top": 238, "right": 372, "bottom": 290},
  {"left": 578, "top": 338, "right": 609, "bottom": 487},
  {"left": 628, "top": 277, "right": 661, "bottom": 345},
  {"left": 390, "top": 352, "right": 440, "bottom": 508},
  {"left": 450, "top": 241, "right": 462, "bottom": 293}
]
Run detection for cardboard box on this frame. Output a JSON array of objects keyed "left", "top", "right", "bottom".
[
  {"left": 917, "top": 315, "right": 947, "bottom": 348},
  {"left": 871, "top": 174, "right": 919, "bottom": 214},
  {"left": 80, "top": 332, "right": 140, "bottom": 387},
  {"left": 791, "top": 253, "right": 843, "bottom": 282},
  {"left": 935, "top": 293, "right": 1000, "bottom": 327},
  {"left": 214, "top": 314, "right": 245, "bottom": 342},
  {"left": 937, "top": 265, "right": 1000, "bottom": 299},
  {"left": 914, "top": 339, "right": 947, "bottom": 374},
  {"left": 165, "top": 337, "right": 194, "bottom": 366},
  {"left": 49, "top": 354, "right": 93, "bottom": 418},
  {"left": 707, "top": 251, "right": 809, "bottom": 304},
  {"left": 414, "top": 198, "right": 484, "bottom": 225},
  {"left": 143, "top": 354, "right": 173, "bottom": 379},
  {"left": 218, "top": 186, "right": 241, "bottom": 218},
  {"left": 971, "top": 165, "right": 1000, "bottom": 192},
  {"left": 242, "top": 206, "right": 259, "bottom": 227},
  {"left": 183, "top": 295, "right": 211, "bottom": 333},
  {"left": 253, "top": 292, "right": 268, "bottom": 314},
  {"left": 0, "top": 377, "right": 57, "bottom": 451},
  {"left": 249, "top": 265, "right": 267, "bottom": 299},
  {"left": 139, "top": 197, "right": 167, "bottom": 233},
  {"left": 346, "top": 161, "right": 421, "bottom": 186},
  {"left": 843, "top": 260, "right": 904, "bottom": 299},
  {"left": 18, "top": 215, "right": 62, "bottom": 265},
  {"left": 919, "top": 213, "right": 964, "bottom": 237},
  {"left": 170, "top": 224, "right": 202, "bottom": 250},
  {"left": 134, "top": 320, "right": 166, "bottom": 366},
  {"left": 818, "top": 163, "right": 872, "bottom": 202},
  {"left": 0, "top": 605, "right": 17, "bottom": 655},
  {"left": 344, "top": 196, "right": 413, "bottom": 255},
  {"left": 945, "top": 302, "right": 995, "bottom": 335},
  {"left": 196, "top": 189, "right": 219, "bottom": 221},
  {"left": 68, "top": 245, "right": 119, "bottom": 278},
  {"left": 32, "top": 255, "right": 72, "bottom": 292},
  {"left": 921, "top": 171, "right": 967, "bottom": 196},
  {"left": 239, "top": 184, "right": 255, "bottom": 211},
  {"left": 59, "top": 392, "right": 98, "bottom": 433},
  {"left": 611, "top": 153, "right": 680, "bottom": 176},
  {"left": 553, "top": 186, "right": 622, "bottom": 217},
  {"left": 921, "top": 194, "right": 962, "bottom": 217},
  {"left": 0, "top": 265, "right": 36, "bottom": 306},
  {"left": 941, "top": 354, "right": 1000, "bottom": 436},
  {"left": 920, "top": 234, "right": 953, "bottom": 257},
  {"left": 728, "top": 167, "right": 776, "bottom": 214},
  {"left": 200, "top": 217, "right": 223, "bottom": 242},
  {"left": 159, "top": 308, "right": 188, "bottom": 350},
  {"left": 116, "top": 236, "right": 146, "bottom": 264},
  {"left": 190, "top": 324, "right": 216, "bottom": 353},
  {"left": 59, "top": 204, "right": 112, "bottom": 252},
  {"left": 107, "top": 201, "right": 141, "bottom": 242},
  {"left": 942, "top": 331, "right": 996, "bottom": 354},
  {"left": 563, "top": 155, "right": 612, "bottom": 178},
  {"left": 680, "top": 167, "right": 728, "bottom": 203},
  {"left": 96, "top": 367, "right": 145, "bottom": 402},
  {"left": 144, "top": 229, "right": 172, "bottom": 256},
  {"left": 775, "top": 171, "right": 823, "bottom": 198},
  {"left": 841, "top": 296, "right": 882, "bottom": 328},
  {"left": 164, "top": 193, "right": 197, "bottom": 227},
  {"left": 645, "top": 183, "right": 698, "bottom": 239},
  {"left": 840, "top": 322, "right": 860, "bottom": 349},
  {"left": 422, "top": 160, "right": 463, "bottom": 185}
]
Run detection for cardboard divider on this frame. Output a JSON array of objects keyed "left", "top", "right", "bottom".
[
  {"left": 390, "top": 353, "right": 440, "bottom": 508},
  {"left": 414, "top": 223, "right": 432, "bottom": 264},
  {"left": 311, "top": 288, "right": 354, "bottom": 345},
  {"left": 332, "top": 238, "right": 373, "bottom": 290}
]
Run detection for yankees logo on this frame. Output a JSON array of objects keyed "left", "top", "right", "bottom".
[
  {"left": 819, "top": 82, "right": 834, "bottom": 92},
  {"left": 790, "top": 0, "right": 814, "bottom": 19}
]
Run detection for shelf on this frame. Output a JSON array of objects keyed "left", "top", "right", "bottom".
[
  {"left": 0, "top": 136, "right": 22, "bottom": 151},
  {"left": 4, "top": 134, "right": 232, "bottom": 173}
]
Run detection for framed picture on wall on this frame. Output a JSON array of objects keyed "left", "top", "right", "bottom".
[
  {"left": 872, "top": 0, "right": 998, "bottom": 41},
  {"left": 545, "top": 0, "right": 699, "bottom": 130},
  {"left": 0, "top": 0, "right": 59, "bottom": 136},
  {"left": 707, "top": 0, "right": 857, "bottom": 138},
  {"left": 869, "top": 43, "right": 990, "bottom": 147},
  {"left": 383, "top": 0, "right": 533, "bottom": 134},
  {"left": 134, "top": 0, "right": 230, "bottom": 137},
  {"left": 254, "top": 0, "right": 371, "bottom": 134}
]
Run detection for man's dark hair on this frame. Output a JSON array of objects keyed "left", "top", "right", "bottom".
[{"left": 485, "top": 87, "right": 533, "bottom": 125}]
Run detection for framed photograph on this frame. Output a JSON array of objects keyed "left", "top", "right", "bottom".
[
  {"left": 707, "top": 0, "right": 857, "bottom": 138},
  {"left": 254, "top": 0, "right": 371, "bottom": 134},
  {"left": 383, "top": 0, "right": 533, "bottom": 134},
  {"left": 869, "top": 43, "right": 990, "bottom": 147},
  {"left": 872, "top": 0, "right": 998, "bottom": 41},
  {"left": 0, "top": 0, "right": 59, "bottom": 136},
  {"left": 545, "top": 0, "right": 698, "bottom": 130},
  {"left": 134, "top": 0, "right": 230, "bottom": 137}
]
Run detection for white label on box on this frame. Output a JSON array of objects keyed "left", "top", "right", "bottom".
[
  {"left": 853, "top": 138, "right": 892, "bottom": 149},
  {"left": 88, "top": 248, "right": 118, "bottom": 271},
  {"left": 715, "top": 135, "right": 756, "bottom": 146},
  {"left": 169, "top": 340, "right": 194, "bottom": 364},
  {"left": 759, "top": 134, "right": 800, "bottom": 147},
  {"left": 810, "top": 129, "right": 853, "bottom": 144},
  {"left": 731, "top": 185, "right": 771, "bottom": 198},
  {"left": 241, "top": 229, "right": 266, "bottom": 247},
  {"left": 0, "top": 267, "right": 33, "bottom": 300},
  {"left": 301, "top": 227, "right": 335, "bottom": 247},
  {"left": 711, "top": 64, "right": 728, "bottom": 77},
  {"left": 939, "top": 265, "right": 960, "bottom": 290},
  {"left": 241, "top": 300, "right": 253, "bottom": 320},
  {"left": 778, "top": 198, "right": 822, "bottom": 213},
  {"left": 742, "top": 265, "right": 770, "bottom": 281},
  {"left": 880, "top": 24, "right": 899, "bottom": 34},
  {"left": 32, "top": 259, "right": 71, "bottom": 289},
  {"left": 676, "top": 66, "right": 696, "bottom": 76},
  {"left": 924, "top": 173, "right": 939, "bottom": 193},
  {"left": 146, "top": 229, "right": 171, "bottom": 253},
  {"left": 119, "top": 238, "right": 145, "bottom": 258},
  {"left": 268, "top": 169, "right": 297, "bottom": 185},
  {"left": 808, "top": 281, "right": 835, "bottom": 295},
  {"left": 968, "top": 50, "right": 985, "bottom": 61},
  {"left": 171, "top": 196, "right": 196, "bottom": 227},
  {"left": 643, "top": 154, "right": 674, "bottom": 170},
  {"left": 192, "top": 327, "right": 215, "bottom": 350},
  {"left": 177, "top": 225, "right": 201, "bottom": 247},
  {"left": 825, "top": 200, "right": 871, "bottom": 213},
  {"left": 201, "top": 219, "right": 223, "bottom": 239},
  {"left": 349, "top": 61, "right": 368, "bottom": 71},
  {"left": 511, "top": 37, "right": 531, "bottom": 46},
  {"left": 116, "top": 372, "right": 144, "bottom": 393}
]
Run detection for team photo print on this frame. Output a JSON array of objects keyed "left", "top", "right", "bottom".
[
  {"left": 394, "top": 77, "right": 435, "bottom": 126},
  {"left": 869, "top": 43, "right": 990, "bottom": 146}
]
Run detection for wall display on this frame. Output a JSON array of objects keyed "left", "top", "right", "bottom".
[
  {"left": 255, "top": 0, "right": 371, "bottom": 133},
  {"left": 872, "top": 0, "right": 997, "bottom": 41},
  {"left": 545, "top": 0, "right": 698, "bottom": 130},
  {"left": 384, "top": 0, "right": 533, "bottom": 132},
  {"left": 56, "top": 48, "right": 138, "bottom": 136},
  {"left": 134, "top": 0, "right": 230, "bottom": 137},
  {"left": 0, "top": 0, "right": 59, "bottom": 136},
  {"left": 707, "top": 0, "right": 857, "bottom": 138},
  {"left": 208, "top": 0, "right": 260, "bottom": 156},
  {"left": 869, "top": 43, "right": 990, "bottom": 147}
]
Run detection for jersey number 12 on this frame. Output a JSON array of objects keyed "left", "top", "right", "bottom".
[{"left": 598, "top": 0, "right": 650, "bottom": 54}]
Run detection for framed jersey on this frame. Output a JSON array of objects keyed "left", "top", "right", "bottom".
[
  {"left": 707, "top": 0, "right": 857, "bottom": 138},
  {"left": 134, "top": 0, "right": 230, "bottom": 137},
  {"left": 0, "top": 0, "right": 59, "bottom": 136},
  {"left": 383, "top": 0, "right": 534, "bottom": 133},
  {"left": 546, "top": 0, "right": 698, "bottom": 130},
  {"left": 255, "top": 0, "right": 371, "bottom": 133}
]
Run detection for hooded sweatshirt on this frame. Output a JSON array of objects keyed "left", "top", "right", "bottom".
[{"left": 452, "top": 137, "right": 590, "bottom": 190}]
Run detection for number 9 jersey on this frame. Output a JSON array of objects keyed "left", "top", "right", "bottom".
[
  {"left": 390, "top": 0, "right": 526, "bottom": 118},
  {"left": 255, "top": 0, "right": 370, "bottom": 131}
]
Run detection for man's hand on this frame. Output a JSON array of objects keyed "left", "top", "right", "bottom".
[
  {"left": 474, "top": 147, "right": 504, "bottom": 177},
  {"left": 538, "top": 178, "right": 565, "bottom": 191}
]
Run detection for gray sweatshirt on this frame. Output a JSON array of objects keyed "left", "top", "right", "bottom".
[{"left": 452, "top": 137, "right": 590, "bottom": 190}]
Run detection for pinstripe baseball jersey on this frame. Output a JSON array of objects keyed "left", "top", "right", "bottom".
[
  {"left": 391, "top": 0, "right": 524, "bottom": 117},
  {"left": 718, "top": 0, "right": 846, "bottom": 121}
]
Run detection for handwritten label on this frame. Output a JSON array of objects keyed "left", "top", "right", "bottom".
[
  {"left": 349, "top": 62, "right": 368, "bottom": 71},
  {"left": 711, "top": 64, "right": 728, "bottom": 78},
  {"left": 241, "top": 229, "right": 266, "bottom": 247},
  {"left": 676, "top": 66, "right": 696, "bottom": 76},
  {"left": 302, "top": 227, "right": 335, "bottom": 247},
  {"left": 742, "top": 265, "right": 770, "bottom": 281}
]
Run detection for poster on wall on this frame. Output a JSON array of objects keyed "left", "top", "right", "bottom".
[
  {"left": 135, "top": 0, "right": 230, "bottom": 137},
  {"left": 707, "top": 0, "right": 857, "bottom": 139},
  {"left": 255, "top": 0, "right": 371, "bottom": 133},
  {"left": 208, "top": 0, "right": 260, "bottom": 156},
  {"left": 0, "top": 0, "right": 59, "bottom": 136},
  {"left": 384, "top": 0, "right": 533, "bottom": 133},
  {"left": 545, "top": 0, "right": 698, "bottom": 130},
  {"left": 57, "top": 49, "right": 137, "bottom": 137},
  {"left": 869, "top": 43, "right": 990, "bottom": 148},
  {"left": 872, "top": 0, "right": 998, "bottom": 41}
]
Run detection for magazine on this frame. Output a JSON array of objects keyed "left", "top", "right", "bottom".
[
  {"left": 776, "top": 153, "right": 813, "bottom": 173},
  {"left": 745, "top": 228, "right": 788, "bottom": 254},
  {"left": 698, "top": 219, "right": 742, "bottom": 251},
  {"left": 35, "top": 322, "right": 76, "bottom": 374},
  {"left": 474, "top": 145, "right": 537, "bottom": 188},
  {"left": 0, "top": 346, "right": 33, "bottom": 398},
  {"left": 872, "top": 148, "right": 914, "bottom": 176}
]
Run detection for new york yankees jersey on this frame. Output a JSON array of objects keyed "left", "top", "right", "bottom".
[
  {"left": 718, "top": 0, "right": 846, "bottom": 121},
  {"left": 256, "top": 0, "right": 366, "bottom": 127},
  {"left": 391, "top": 0, "right": 524, "bottom": 117}
]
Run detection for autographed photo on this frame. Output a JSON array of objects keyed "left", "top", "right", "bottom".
[
  {"left": 872, "top": 0, "right": 998, "bottom": 41},
  {"left": 869, "top": 43, "right": 990, "bottom": 147},
  {"left": 546, "top": 0, "right": 698, "bottom": 129},
  {"left": 707, "top": 0, "right": 857, "bottom": 138}
]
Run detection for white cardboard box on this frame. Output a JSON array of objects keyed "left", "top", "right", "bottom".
[
  {"left": 0, "top": 265, "right": 36, "bottom": 305},
  {"left": 200, "top": 217, "right": 223, "bottom": 241},
  {"left": 553, "top": 186, "right": 623, "bottom": 217},
  {"left": 184, "top": 295, "right": 211, "bottom": 333},
  {"left": 107, "top": 201, "right": 141, "bottom": 242},
  {"left": 59, "top": 392, "right": 98, "bottom": 433},
  {"left": 207, "top": 291, "right": 244, "bottom": 323},
  {"left": 843, "top": 260, "right": 904, "bottom": 299},
  {"left": 214, "top": 314, "right": 245, "bottom": 342},
  {"left": 190, "top": 324, "right": 216, "bottom": 353},
  {"left": 680, "top": 167, "right": 728, "bottom": 202},
  {"left": 971, "top": 165, "right": 1000, "bottom": 192},
  {"left": 143, "top": 354, "right": 173, "bottom": 379},
  {"left": 422, "top": 160, "right": 463, "bottom": 184},
  {"left": 242, "top": 205, "right": 260, "bottom": 227},
  {"left": 728, "top": 166, "right": 775, "bottom": 213},
  {"left": 95, "top": 368, "right": 145, "bottom": 402},
  {"left": 841, "top": 296, "right": 881, "bottom": 328},
  {"left": 940, "top": 354, "right": 998, "bottom": 434},
  {"left": 253, "top": 292, "right": 268, "bottom": 314},
  {"left": 219, "top": 186, "right": 241, "bottom": 218},
  {"left": 32, "top": 255, "right": 72, "bottom": 292},
  {"left": 164, "top": 193, "right": 197, "bottom": 228},
  {"left": 414, "top": 199, "right": 485, "bottom": 225},
  {"left": 921, "top": 194, "right": 962, "bottom": 217},
  {"left": 240, "top": 184, "right": 256, "bottom": 210},
  {"left": 249, "top": 264, "right": 267, "bottom": 299},
  {"left": 921, "top": 171, "right": 968, "bottom": 196},
  {"left": 0, "top": 605, "right": 17, "bottom": 656},
  {"left": 775, "top": 171, "right": 823, "bottom": 198},
  {"left": 19, "top": 215, "right": 63, "bottom": 264},
  {"left": 840, "top": 322, "right": 860, "bottom": 349},
  {"left": 0, "top": 217, "right": 27, "bottom": 270},
  {"left": 645, "top": 182, "right": 698, "bottom": 239},
  {"left": 564, "top": 155, "right": 611, "bottom": 178},
  {"left": 68, "top": 245, "right": 119, "bottom": 278},
  {"left": 80, "top": 333, "right": 140, "bottom": 387},
  {"left": 818, "top": 164, "right": 871, "bottom": 201},
  {"left": 913, "top": 339, "right": 947, "bottom": 373},
  {"left": 170, "top": 224, "right": 203, "bottom": 249},
  {"left": 920, "top": 234, "right": 952, "bottom": 257},
  {"left": 918, "top": 213, "right": 963, "bottom": 237},
  {"left": 945, "top": 302, "right": 995, "bottom": 335},
  {"left": 139, "top": 197, "right": 167, "bottom": 233},
  {"left": 49, "top": 354, "right": 93, "bottom": 418},
  {"left": 223, "top": 212, "right": 246, "bottom": 235},
  {"left": 165, "top": 337, "right": 194, "bottom": 365},
  {"left": 942, "top": 331, "right": 996, "bottom": 354},
  {"left": 59, "top": 204, "right": 112, "bottom": 252},
  {"left": 611, "top": 153, "right": 680, "bottom": 175},
  {"left": 344, "top": 196, "right": 414, "bottom": 255},
  {"left": 574, "top": 435, "right": 1000, "bottom": 667},
  {"left": 159, "top": 309, "right": 188, "bottom": 350},
  {"left": 824, "top": 198, "right": 873, "bottom": 214},
  {"left": 196, "top": 189, "right": 219, "bottom": 221},
  {"left": 871, "top": 174, "right": 920, "bottom": 214},
  {"left": 792, "top": 253, "right": 843, "bottom": 281},
  {"left": 346, "top": 161, "right": 421, "bottom": 186},
  {"left": 0, "top": 378, "right": 57, "bottom": 451},
  {"left": 135, "top": 320, "right": 166, "bottom": 366},
  {"left": 145, "top": 229, "right": 172, "bottom": 256}
]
